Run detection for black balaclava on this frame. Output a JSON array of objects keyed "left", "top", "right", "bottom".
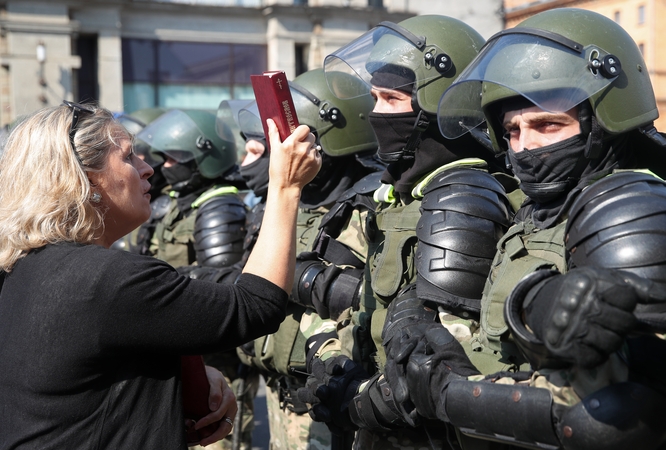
[
  {"left": 300, "top": 152, "right": 367, "bottom": 209},
  {"left": 161, "top": 159, "right": 208, "bottom": 214},
  {"left": 370, "top": 115, "right": 485, "bottom": 200},
  {"left": 368, "top": 65, "right": 491, "bottom": 200},
  {"left": 239, "top": 141, "right": 270, "bottom": 200},
  {"left": 502, "top": 99, "right": 633, "bottom": 228}
]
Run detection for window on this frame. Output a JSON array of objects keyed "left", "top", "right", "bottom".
[
  {"left": 121, "top": 39, "right": 267, "bottom": 113},
  {"left": 638, "top": 5, "right": 645, "bottom": 24},
  {"left": 74, "top": 35, "right": 98, "bottom": 103},
  {"left": 295, "top": 44, "right": 309, "bottom": 77},
  {"left": 639, "top": 43, "right": 645, "bottom": 55},
  {"left": 614, "top": 11, "right": 620, "bottom": 23},
  {"left": 368, "top": 0, "right": 383, "bottom": 7}
]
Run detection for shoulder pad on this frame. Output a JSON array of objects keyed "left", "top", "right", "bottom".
[
  {"left": 353, "top": 171, "right": 383, "bottom": 196},
  {"left": 150, "top": 194, "right": 172, "bottom": 221},
  {"left": 416, "top": 168, "right": 511, "bottom": 316},
  {"left": 319, "top": 172, "right": 382, "bottom": 238},
  {"left": 337, "top": 171, "right": 384, "bottom": 203},
  {"left": 423, "top": 168, "right": 507, "bottom": 197},
  {"left": 566, "top": 172, "right": 666, "bottom": 272},
  {"left": 194, "top": 195, "right": 247, "bottom": 268},
  {"left": 420, "top": 169, "right": 511, "bottom": 227},
  {"left": 244, "top": 202, "right": 265, "bottom": 251}
]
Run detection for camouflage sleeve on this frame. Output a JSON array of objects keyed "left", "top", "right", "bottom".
[{"left": 300, "top": 309, "right": 341, "bottom": 362}]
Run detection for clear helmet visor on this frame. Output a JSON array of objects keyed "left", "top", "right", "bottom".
[
  {"left": 216, "top": 99, "right": 254, "bottom": 149},
  {"left": 237, "top": 102, "right": 265, "bottom": 141},
  {"left": 117, "top": 114, "right": 145, "bottom": 136},
  {"left": 437, "top": 31, "right": 620, "bottom": 139},
  {"left": 137, "top": 109, "right": 207, "bottom": 164},
  {"left": 323, "top": 22, "right": 430, "bottom": 100}
]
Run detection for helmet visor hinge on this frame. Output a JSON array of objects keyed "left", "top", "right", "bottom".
[
  {"left": 424, "top": 50, "right": 452, "bottom": 74},
  {"left": 196, "top": 136, "right": 213, "bottom": 150},
  {"left": 589, "top": 54, "right": 622, "bottom": 78},
  {"left": 319, "top": 102, "right": 342, "bottom": 123}
]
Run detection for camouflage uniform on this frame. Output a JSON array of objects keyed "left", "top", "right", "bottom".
[{"left": 242, "top": 204, "right": 371, "bottom": 450}]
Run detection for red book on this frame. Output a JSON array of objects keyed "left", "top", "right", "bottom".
[
  {"left": 250, "top": 71, "right": 300, "bottom": 148},
  {"left": 180, "top": 355, "right": 219, "bottom": 444}
]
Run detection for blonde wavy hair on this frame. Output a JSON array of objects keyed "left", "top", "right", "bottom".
[{"left": 0, "top": 102, "right": 129, "bottom": 272}]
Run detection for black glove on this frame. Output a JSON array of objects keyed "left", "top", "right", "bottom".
[
  {"left": 405, "top": 326, "right": 481, "bottom": 422},
  {"left": 381, "top": 285, "right": 439, "bottom": 426},
  {"left": 523, "top": 266, "right": 638, "bottom": 369},
  {"left": 615, "top": 271, "right": 666, "bottom": 334},
  {"left": 296, "top": 355, "right": 368, "bottom": 434}
]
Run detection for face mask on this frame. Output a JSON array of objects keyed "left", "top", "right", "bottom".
[
  {"left": 368, "top": 111, "right": 420, "bottom": 163},
  {"left": 239, "top": 150, "right": 270, "bottom": 200},
  {"left": 161, "top": 161, "right": 204, "bottom": 194},
  {"left": 161, "top": 163, "right": 192, "bottom": 187},
  {"left": 507, "top": 133, "right": 588, "bottom": 203}
]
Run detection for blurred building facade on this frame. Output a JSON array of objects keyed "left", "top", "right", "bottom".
[
  {"left": 0, "top": 0, "right": 503, "bottom": 124},
  {"left": 504, "top": 0, "right": 666, "bottom": 132}
]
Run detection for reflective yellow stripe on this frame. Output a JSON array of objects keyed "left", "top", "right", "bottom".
[
  {"left": 411, "top": 158, "right": 488, "bottom": 199},
  {"left": 373, "top": 184, "right": 395, "bottom": 204},
  {"left": 191, "top": 186, "right": 239, "bottom": 208}
]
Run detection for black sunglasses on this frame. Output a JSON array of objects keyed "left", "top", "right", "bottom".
[{"left": 62, "top": 100, "right": 94, "bottom": 161}]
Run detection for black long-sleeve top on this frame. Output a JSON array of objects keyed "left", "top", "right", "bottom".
[{"left": 0, "top": 242, "right": 287, "bottom": 450}]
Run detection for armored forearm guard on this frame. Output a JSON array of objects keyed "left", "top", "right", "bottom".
[
  {"left": 566, "top": 171, "right": 666, "bottom": 333},
  {"left": 292, "top": 257, "right": 363, "bottom": 321},
  {"left": 446, "top": 380, "right": 666, "bottom": 450},
  {"left": 348, "top": 374, "right": 405, "bottom": 431}
]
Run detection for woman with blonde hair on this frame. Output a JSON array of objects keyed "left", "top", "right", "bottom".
[{"left": 0, "top": 101, "right": 320, "bottom": 449}]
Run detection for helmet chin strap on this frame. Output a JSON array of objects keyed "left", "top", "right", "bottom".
[
  {"left": 578, "top": 100, "right": 603, "bottom": 159},
  {"left": 377, "top": 110, "right": 430, "bottom": 163}
]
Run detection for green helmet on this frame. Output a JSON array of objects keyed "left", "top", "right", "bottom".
[
  {"left": 291, "top": 68, "right": 377, "bottom": 157},
  {"left": 438, "top": 8, "right": 658, "bottom": 153},
  {"left": 323, "top": 15, "right": 485, "bottom": 116},
  {"left": 117, "top": 108, "right": 168, "bottom": 167},
  {"left": 137, "top": 109, "right": 237, "bottom": 180}
]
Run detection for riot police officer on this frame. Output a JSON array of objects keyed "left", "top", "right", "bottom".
[
  {"left": 380, "top": 8, "right": 666, "bottom": 450},
  {"left": 297, "top": 15, "right": 514, "bottom": 450},
  {"left": 233, "top": 67, "right": 383, "bottom": 450}
]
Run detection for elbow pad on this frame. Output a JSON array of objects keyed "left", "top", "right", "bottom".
[{"left": 292, "top": 257, "right": 362, "bottom": 321}]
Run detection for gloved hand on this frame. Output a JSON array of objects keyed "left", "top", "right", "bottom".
[
  {"left": 523, "top": 266, "right": 638, "bottom": 369},
  {"left": 615, "top": 271, "right": 666, "bottom": 334},
  {"left": 405, "top": 326, "right": 480, "bottom": 422},
  {"left": 382, "top": 285, "right": 439, "bottom": 426},
  {"left": 296, "top": 355, "right": 368, "bottom": 434}
]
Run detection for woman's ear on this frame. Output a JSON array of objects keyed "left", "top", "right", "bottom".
[{"left": 87, "top": 175, "right": 100, "bottom": 189}]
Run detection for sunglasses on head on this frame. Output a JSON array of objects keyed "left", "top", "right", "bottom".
[{"left": 62, "top": 100, "right": 94, "bottom": 162}]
